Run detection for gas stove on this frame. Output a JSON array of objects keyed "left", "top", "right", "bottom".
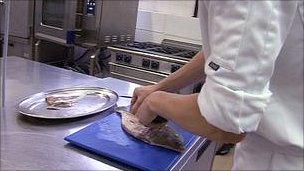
[
  {"left": 108, "top": 39, "right": 202, "bottom": 93},
  {"left": 112, "top": 39, "right": 201, "bottom": 61}
]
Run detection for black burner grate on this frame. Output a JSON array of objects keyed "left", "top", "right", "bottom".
[
  {"left": 126, "top": 42, "right": 158, "bottom": 49},
  {"left": 149, "top": 45, "right": 184, "bottom": 54},
  {"left": 121, "top": 42, "right": 199, "bottom": 59},
  {"left": 175, "top": 51, "right": 198, "bottom": 58}
]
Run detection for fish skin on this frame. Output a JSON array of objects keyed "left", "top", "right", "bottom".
[{"left": 117, "top": 110, "right": 185, "bottom": 153}]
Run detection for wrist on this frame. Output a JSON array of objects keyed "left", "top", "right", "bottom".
[
  {"left": 154, "top": 81, "right": 173, "bottom": 92},
  {"left": 152, "top": 83, "right": 164, "bottom": 92},
  {"left": 146, "top": 91, "right": 167, "bottom": 117}
]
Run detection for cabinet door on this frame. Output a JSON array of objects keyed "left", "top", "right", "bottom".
[{"left": 35, "top": 0, "right": 76, "bottom": 44}]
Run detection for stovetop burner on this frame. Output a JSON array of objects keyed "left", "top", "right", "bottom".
[
  {"left": 149, "top": 46, "right": 184, "bottom": 54},
  {"left": 175, "top": 50, "right": 198, "bottom": 58},
  {"left": 116, "top": 41, "right": 201, "bottom": 60},
  {"left": 126, "top": 42, "right": 159, "bottom": 49}
]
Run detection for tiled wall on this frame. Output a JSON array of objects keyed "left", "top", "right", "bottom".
[{"left": 135, "top": 0, "right": 202, "bottom": 45}]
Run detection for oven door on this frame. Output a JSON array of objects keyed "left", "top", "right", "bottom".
[
  {"left": 109, "top": 62, "right": 202, "bottom": 94},
  {"left": 109, "top": 62, "right": 167, "bottom": 86},
  {"left": 35, "top": 0, "right": 76, "bottom": 45}
]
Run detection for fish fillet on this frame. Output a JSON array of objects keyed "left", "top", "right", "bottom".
[
  {"left": 45, "top": 95, "right": 79, "bottom": 108},
  {"left": 45, "top": 91, "right": 101, "bottom": 109},
  {"left": 117, "top": 110, "right": 185, "bottom": 153}
]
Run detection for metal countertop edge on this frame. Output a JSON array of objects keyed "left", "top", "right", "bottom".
[{"left": 169, "top": 137, "right": 207, "bottom": 170}]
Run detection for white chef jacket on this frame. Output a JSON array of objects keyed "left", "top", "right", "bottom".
[{"left": 197, "top": 1, "right": 303, "bottom": 170}]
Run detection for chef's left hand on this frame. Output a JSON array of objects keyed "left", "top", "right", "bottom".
[{"left": 135, "top": 92, "right": 159, "bottom": 125}]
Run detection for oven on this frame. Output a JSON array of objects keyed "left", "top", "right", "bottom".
[
  {"left": 108, "top": 40, "right": 203, "bottom": 94},
  {"left": 34, "top": 0, "right": 139, "bottom": 47}
]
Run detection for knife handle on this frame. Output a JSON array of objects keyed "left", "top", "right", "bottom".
[
  {"left": 152, "top": 116, "right": 168, "bottom": 124},
  {"left": 119, "top": 95, "right": 132, "bottom": 98}
]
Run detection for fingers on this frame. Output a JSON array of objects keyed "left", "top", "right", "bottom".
[
  {"left": 138, "top": 116, "right": 151, "bottom": 126},
  {"left": 130, "top": 85, "right": 156, "bottom": 114},
  {"left": 139, "top": 111, "right": 157, "bottom": 126},
  {"left": 131, "top": 96, "right": 143, "bottom": 114},
  {"left": 131, "top": 88, "right": 139, "bottom": 113},
  {"left": 136, "top": 99, "right": 157, "bottom": 126},
  {"left": 131, "top": 93, "right": 137, "bottom": 105}
]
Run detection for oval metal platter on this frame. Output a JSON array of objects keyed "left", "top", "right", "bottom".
[{"left": 18, "top": 87, "right": 119, "bottom": 119}]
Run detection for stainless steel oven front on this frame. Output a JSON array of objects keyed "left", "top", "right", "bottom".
[
  {"left": 108, "top": 47, "right": 203, "bottom": 94},
  {"left": 35, "top": 0, "right": 139, "bottom": 47}
]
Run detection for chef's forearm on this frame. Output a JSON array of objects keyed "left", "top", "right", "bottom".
[
  {"left": 156, "top": 51, "right": 206, "bottom": 92},
  {"left": 147, "top": 91, "right": 245, "bottom": 144}
]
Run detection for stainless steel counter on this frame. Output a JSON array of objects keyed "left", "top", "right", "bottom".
[
  {"left": 1, "top": 56, "right": 216, "bottom": 170},
  {"left": 1, "top": 56, "right": 139, "bottom": 170}
]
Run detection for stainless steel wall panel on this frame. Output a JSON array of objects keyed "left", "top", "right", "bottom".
[{"left": 0, "top": 0, "right": 33, "bottom": 38}]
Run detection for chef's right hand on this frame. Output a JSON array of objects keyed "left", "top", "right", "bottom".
[{"left": 131, "top": 85, "right": 159, "bottom": 114}]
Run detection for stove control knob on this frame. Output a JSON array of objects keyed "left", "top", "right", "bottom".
[
  {"left": 171, "top": 65, "right": 181, "bottom": 73},
  {"left": 142, "top": 59, "right": 150, "bottom": 68},
  {"left": 123, "top": 55, "right": 132, "bottom": 64},
  {"left": 151, "top": 61, "right": 160, "bottom": 70}
]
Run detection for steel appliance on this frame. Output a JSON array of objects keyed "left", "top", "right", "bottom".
[
  {"left": 35, "top": 0, "right": 139, "bottom": 47},
  {"left": 0, "top": 0, "right": 34, "bottom": 58},
  {"left": 108, "top": 39, "right": 203, "bottom": 94}
]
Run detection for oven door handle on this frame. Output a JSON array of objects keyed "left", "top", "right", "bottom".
[
  {"left": 108, "top": 47, "right": 189, "bottom": 65},
  {"left": 110, "top": 72, "right": 158, "bottom": 85},
  {"left": 109, "top": 62, "right": 168, "bottom": 77}
]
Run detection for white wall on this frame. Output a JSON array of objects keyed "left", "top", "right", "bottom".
[{"left": 135, "top": 0, "right": 202, "bottom": 45}]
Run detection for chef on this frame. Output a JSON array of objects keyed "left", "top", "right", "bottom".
[{"left": 131, "top": 1, "right": 303, "bottom": 170}]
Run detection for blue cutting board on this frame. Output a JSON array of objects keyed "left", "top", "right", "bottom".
[{"left": 65, "top": 112, "right": 197, "bottom": 171}]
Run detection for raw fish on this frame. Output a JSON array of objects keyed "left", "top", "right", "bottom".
[
  {"left": 45, "top": 95, "right": 78, "bottom": 108},
  {"left": 117, "top": 110, "right": 185, "bottom": 152},
  {"left": 45, "top": 91, "right": 102, "bottom": 110}
]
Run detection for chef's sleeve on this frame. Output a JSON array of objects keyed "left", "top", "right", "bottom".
[{"left": 197, "top": 1, "right": 298, "bottom": 134}]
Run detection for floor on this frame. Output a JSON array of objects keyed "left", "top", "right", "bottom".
[{"left": 212, "top": 148, "right": 234, "bottom": 171}]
